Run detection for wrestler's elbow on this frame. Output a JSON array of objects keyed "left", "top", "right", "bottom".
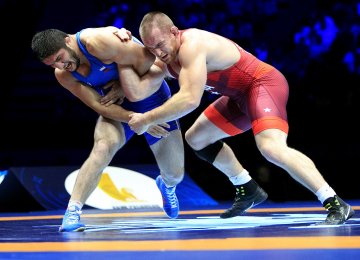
[
  {"left": 127, "top": 90, "right": 152, "bottom": 102},
  {"left": 123, "top": 89, "right": 143, "bottom": 102},
  {"left": 91, "top": 104, "right": 107, "bottom": 117},
  {"left": 126, "top": 94, "right": 142, "bottom": 102},
  {"left": 184, "top": 94, "right": 201, "bottom": 110},
  {"left": 127, "top": 83, "right": 161, "bottom": 102}
]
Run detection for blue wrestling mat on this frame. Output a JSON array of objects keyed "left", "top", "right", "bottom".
[
  {"left": 0, "top": 201, "right": 359, "bottom": 259},
  {"left": 1, "top": 165, "right": 359, "bottom": 259}
]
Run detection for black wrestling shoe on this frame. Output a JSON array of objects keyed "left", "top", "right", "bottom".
[
  {"left": 319, "top": 195, "right": 355, "bottom": 225},
  {"left": 220, "top": 181, "right": 268, "bottom": 218}
]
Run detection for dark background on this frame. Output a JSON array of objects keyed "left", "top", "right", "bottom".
[{"left": 0, "top": 0, "right": 359, "bottom": 209}]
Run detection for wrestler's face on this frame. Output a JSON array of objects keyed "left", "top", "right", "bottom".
[
  {"left": 143, "top": 27, "right": 178, "bottom": 64},
  {"left": 43, "top": 46, "right": 80, "bottom": 72}
]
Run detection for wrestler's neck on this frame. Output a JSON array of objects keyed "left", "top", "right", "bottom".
[
  {"left": 173, "top": 32, "right": 182, "bottom": 64},
  {"left": 69, "top": 34, "right": 87, "bottom": 65}
]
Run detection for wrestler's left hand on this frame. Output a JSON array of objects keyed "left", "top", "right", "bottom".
[
  {"left": 113, "top": 28, "right": 132, "bottom": 42},
  {"left": 146, "top": 123, "right": 170, "bottom": 138}
]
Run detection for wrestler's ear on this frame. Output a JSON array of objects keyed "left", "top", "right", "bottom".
[
  {"left": 170, "top": 26, "right": 179, "bottom": 36},
  {"left": 64, "top": 35, "right": 71, "bottom": 46}
]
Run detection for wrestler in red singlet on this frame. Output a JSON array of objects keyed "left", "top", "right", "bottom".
[{"left": 167, "top": 35, "right": 289, "bottom": 136}]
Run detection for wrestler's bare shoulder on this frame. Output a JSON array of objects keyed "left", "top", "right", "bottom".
[
  {"left": 78, "top": 27, "right": 134, "bottom": 64},
  {"left": 181, "top": 28, "right": 240, "bottom": 69},
  {"left": 79, "top": 27, "right": 117, "bottom": 44},
  {"left": 181, "top": 28, "right": 216, "bottom": 43},
  {"left": 181, "top": 28, "right": 235, "bottom": 49}
]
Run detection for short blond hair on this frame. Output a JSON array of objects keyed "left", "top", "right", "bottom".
[{"left": 139, "top": 11, "right": 174, "bottom": 39}]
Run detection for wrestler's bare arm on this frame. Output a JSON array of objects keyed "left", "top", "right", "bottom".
[
  {"left": 67, "top": 28, "right": 170, "bottom": 135},
  {"left": 85, "top": 28, "right": 161, "bottom": 101},
  {"left": 144, "top": 37, "right": 207, "bottom": 124},
  {"left": 83, "top": 27, "right": 137, "bottom": 66},
  {"left": 117, "top": 60, "right": 166, "bottom": 102},
  {"left": 55, "top": 69, "right": 132, "bottom": 122}
]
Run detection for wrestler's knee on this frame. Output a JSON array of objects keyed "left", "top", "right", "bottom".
[
  {"left": 161, "top": 171, "right": 184, "bottom": 186},
  {"left": 192, "top": 141, "right": 224, "bottom": 164},
  {"left": 161, "top": 166, "right": 184, "bottom": 186},
  {"left": 93, "top": 138, "right": 120, "bottom": 159},
  {"left": 256, "top": 138, "right": 286, "bottom": 164},
  {"left": 185, "top": 128, "right": 206, "bottom": 150}
]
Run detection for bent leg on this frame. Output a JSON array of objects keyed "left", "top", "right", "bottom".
[
  {"left": 70, "top": 116, "right": 126, "bottom": 204},
  {"left": 185, "top": 113, "right": 245, "bottom": 178},
  {"left": 60, "top": 116, "right": 126, "bottom": 231},
  {"left": 150, "top": 129, "right": 184, "bottom": 218},
  {"left": 186, "top": 113, "right": 268, "bottom": 218},
  {"left": 150, "top": 129, "right": 185, "bottom": 186}
]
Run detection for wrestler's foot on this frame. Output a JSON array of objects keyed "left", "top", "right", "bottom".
[
  {"left": 220, "top": 180, "right": 268, "bottom": 218},
  {"left": 156, "top": 175, "right": 179, "bottom": 219},
  {"left": 318, "top": 195, "right": 355, "bottom": 225},
  {"left": 59, "top": 205, "right": 85, "bottom": 232}
]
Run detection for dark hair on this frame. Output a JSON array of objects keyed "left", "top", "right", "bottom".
[{"left": 31, "top": 29, "right": 68, "bottom": 61}]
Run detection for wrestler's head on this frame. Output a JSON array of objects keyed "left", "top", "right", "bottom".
[
  {"left": 31, "top": 29, "right": 80, "bottom": 71},
  {"left": 140, "top": 11, "right": 180, "bottom": 64}
]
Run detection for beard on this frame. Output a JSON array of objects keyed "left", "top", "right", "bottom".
[{"left": 67, "top": 46, "right": 81, "bottom": 71}]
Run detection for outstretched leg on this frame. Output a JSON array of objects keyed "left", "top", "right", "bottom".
[{"left": 254, "top": 128, "right": 354, "bottom": 224}]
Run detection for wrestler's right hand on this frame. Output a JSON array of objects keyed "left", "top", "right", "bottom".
[{"left": 113, "top": 28, "right": 132, "bottom": 42}]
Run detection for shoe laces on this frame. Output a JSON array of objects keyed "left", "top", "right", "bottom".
[
  {"left": 234, "top": 187, "right": 246, "bottom": 201},
  {"left": 65, "top": 207, "right": 82, "bottom": 224},
  {"left": 164, "top": 186, "right": 177, "bottom": 208},
  {"left": 324, "top": 197, "right": 341, "bottom": 212}
]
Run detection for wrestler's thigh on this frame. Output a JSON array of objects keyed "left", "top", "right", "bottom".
[
  {"left": 150, "top": 129, "right": 184, "bottom": 170},
  {"left": 204, "top": 96, "right": 252, "bottom": 136},
  {"left": 93, "top": 116, "right": 126, "bottom": 147},
  {"left": 185, "top": 113, "right": 231, "bottom": 149}
]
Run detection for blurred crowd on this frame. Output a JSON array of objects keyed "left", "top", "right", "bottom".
[{"left": 92, "top": 0, "right": 360, "bottom": 108}]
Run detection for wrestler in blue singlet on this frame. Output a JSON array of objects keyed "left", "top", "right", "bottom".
[{"left": 72, "top": 30, "right": 180, "bottom": 145}]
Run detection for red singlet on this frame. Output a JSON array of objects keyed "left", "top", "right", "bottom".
[{"left": 168, "top": 40, "right": 289, "bottom": 136}]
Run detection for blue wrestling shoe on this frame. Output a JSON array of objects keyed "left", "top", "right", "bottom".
[
  {"left": 156, "top": 175, "right": 179, "bottom": 218},
  {"left": 59, "top": 205, "right": 85, "bottom": 232}
]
